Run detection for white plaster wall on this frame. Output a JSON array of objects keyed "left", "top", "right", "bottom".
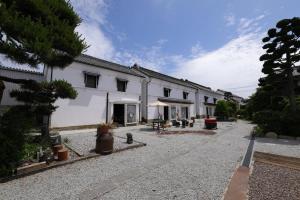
[
  {"left": 197, "top": 89, "right": 224, "bottom": 117},
  {"left": 48, "top": 62, "right": 142, "bottom": 128},
  {"left": 147, "top": 78, "right": 197, "bottom": 120}
]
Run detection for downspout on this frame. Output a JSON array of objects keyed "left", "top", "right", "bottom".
[{"left": 106, "top": 92, "right": 109, "bottom": 123}]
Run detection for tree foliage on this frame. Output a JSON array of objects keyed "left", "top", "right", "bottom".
[
  {"left": 0, "top": 106, "right": 35, "bottom": 177},
  {"left": 214, "top": 100, "right": 238, "bottom": 120},
  {"left": 0, "top": 0, "right": 87, "bottom": 68},
  {"left": 259, "top": 17, "right": 300, "bottom": 112},
  {"left": 10, "top": 79, "right": 77, "bottom": 115}
]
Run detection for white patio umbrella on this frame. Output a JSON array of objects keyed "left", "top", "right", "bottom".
[{"left": 148, "top": 101, "right": 168, "bottom": 119}]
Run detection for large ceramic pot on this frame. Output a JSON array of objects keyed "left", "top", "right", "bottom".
[
  {"left": 205, "top": 118, "right": 217, "bottom": 129},
  {"left": 97, "top": 126, "right": 109, "bottom": 135},
  {"left": 95, "top": 132, "right": 114, "bottom": 155}
]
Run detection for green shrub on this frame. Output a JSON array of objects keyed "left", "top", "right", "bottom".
[
  {"left": 253, "top": 110, "right": 282, "bottom": 134},
  {"left": 22, "top": 143, "right": 40, "bottom": 161},
  {"left": 214, "top": 100, "right": 229, "bottom": 120},
  {"left": 280, "top": 107, "right": 300, "bottom": 137},
  {"left": 252, "top": 126, "right": 265, "bottom": 137},
  {"left": 0, "top": 106, "right": 34, "bottom": 177}
]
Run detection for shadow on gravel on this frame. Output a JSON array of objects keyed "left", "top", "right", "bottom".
[{"left": 255, "top": 137, "right": 300, "bottom": 146}]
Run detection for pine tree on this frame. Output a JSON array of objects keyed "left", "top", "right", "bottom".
[
  {"left": 0, "top": 0, "right": 87, "bottom": 69},
  {"left": 259, "top": 17, "right": 300, "bottom": 112}
]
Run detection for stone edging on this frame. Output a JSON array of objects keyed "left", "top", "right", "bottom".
[{"left": 0, "top": 141, "right": 146, "bottom": 183}]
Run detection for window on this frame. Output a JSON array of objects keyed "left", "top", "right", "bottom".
[
  {"left": 117, "top": 78, "right": 128, "bottom": 92},
  {"left": 204, "top": 96, "right": 209, "bottom": 103},
  {"left": 84, "top": 72, "right": 99, "bottom": 88},
  {"left": 213, "top": 98, "right": 217, "bottom": 104},
  {"left": 183, "top": 92, "right": 189, "bottom": 100},
  {"left": 163, "top": 88, "right": 171, "bottom": 97},
  {"left": 171, "top": 106, "right": 177, "bottom": 119}
]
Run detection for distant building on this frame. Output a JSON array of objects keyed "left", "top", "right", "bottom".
[
  {"left": 1, "top": 54, "right": 244, "bottom": 129},
  {"left": 216, "top": 89, "right": 244, "bottom": 109},
  {"left": 132, "top": 65, "right": 198, "bottom": 122}
]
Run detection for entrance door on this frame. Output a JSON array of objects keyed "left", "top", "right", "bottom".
[
  {"left": 113, "top": 104, "right": 125, "bottom": 126},
  {"left": 185, "top": 107, "right": 189, "bottom": 119},
  {"left": 163, "top": 106, "right": 169, "bottom": 120}
]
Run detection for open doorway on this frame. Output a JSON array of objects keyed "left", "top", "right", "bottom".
[
  {"left": 163, "top": 106, "right": 169, "bottom": 120},
  {"left": 113, "top": 104, "right": 125, "bottom": 126}
]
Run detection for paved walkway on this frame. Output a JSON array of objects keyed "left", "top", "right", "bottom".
[{"left": 0, "top": 120, "right": 254, "bottom": 200}]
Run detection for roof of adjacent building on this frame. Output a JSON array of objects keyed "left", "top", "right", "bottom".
[
  {"left": 132, "top": 65, "right": 199, "bottom": 89},
  {"left": 0, "top": 65, "right": 44, "bottom": 75},
  {"left": 217, "top": 89, "right": 243, "bottom": 100},
  {"left": 75, "top": 54, "right": 144, "bottom": 77}
]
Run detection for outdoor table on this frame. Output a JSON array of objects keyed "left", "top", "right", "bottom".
[{"left": 152, "top": 119, "right": 165, "bottom": 130}]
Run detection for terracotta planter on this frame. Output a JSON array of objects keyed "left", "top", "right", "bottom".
[
  {"left": 53, "top": 144, "right": 63, "bottom": 156},
  {"left": 97, "top": 126, "right": 109, "bottom": 135},
  {"left": 57, "top": 149, "right": 69, "bottom": 161},
  {"left": 95, "top": 133, "right": 114, "bottom": 155}
]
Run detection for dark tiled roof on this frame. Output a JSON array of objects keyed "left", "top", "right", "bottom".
[
  {"left": 132, "top": 66, "right": 198, "bottom": 89},
  {"left": 75, "top": 54, "right": 144, "bottom": 77},
  {"left": 0, "top": 65, "right": 44, "bottom": 75},
  {"left": 184, "top": 80, "right": 212, "bottom": 91}
]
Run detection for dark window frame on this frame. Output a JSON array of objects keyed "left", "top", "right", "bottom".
[
  {"left": 163, "top": 88, "right": 171, "bottom": 97},
  {"left": 204, "top": 96, "right": 209, "bottom": 103},
  {"left": 183, "top": 92, "right": 189, "bottom": 100},
  {"left": 213, "top": 98, "right": 217, "bottom": 104},
  {"left": 83, "top": 72, "right": 100, "bottom": 88},
  {"left": 116, "top": 78, "right": 128, "bottom": 92}
]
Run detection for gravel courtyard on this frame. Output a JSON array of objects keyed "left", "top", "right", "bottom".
[{"left": 0, "top": 120, "right": 254, "bottom": 200}]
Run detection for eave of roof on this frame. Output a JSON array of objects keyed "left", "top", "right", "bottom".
[
  {"left": 75, "top": 54, "right": 144, "bottom": 78},
  {"left": 158, "top": 97, "right": 194, "bottom": 104},
  {"left": 132, "top": 66, "right": 198, "bottom": 89}
]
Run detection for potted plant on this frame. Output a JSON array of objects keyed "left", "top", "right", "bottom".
[{"left": 95, "top": 123, "right": 114, "bottom": 155}]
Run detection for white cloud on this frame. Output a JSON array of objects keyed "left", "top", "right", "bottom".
[
  {"left": 76, "top": 22, "right": 114, "bottom": 59},
  {"left": 114, "top": 40, "right": 171, "bottom": 72},
  {"left": 238, "top": 15, "right": 265, "bottom": 35},
  {"left": 224, "top": 14, "right": 236, "bottom": 26},
  {"left": 171, "top": 33, "right": 265, "bottom": 98},
  {"left": 70, "top": 0, "right": 115, "bottom": 60},
  {"left": 70, "top": 0, "right": 108, "bottom": 25}
]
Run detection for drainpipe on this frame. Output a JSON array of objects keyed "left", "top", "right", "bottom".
[{"left": 106, "top": 92, "right": 109, "bottom": 123}]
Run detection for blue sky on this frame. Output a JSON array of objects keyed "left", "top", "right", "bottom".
[
  {"left": 2, "top": 0, "right": 299, "bottom": 98},
  {"left": 69, "top": 0, "right": 300, "bottom": 98}
]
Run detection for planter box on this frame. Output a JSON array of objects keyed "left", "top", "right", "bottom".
[
  {"left": 17, "top": 162, "right": 47, "bottom": 175},
  {"left": 205, "top": 118, "right": 217, "bottom": 129}
]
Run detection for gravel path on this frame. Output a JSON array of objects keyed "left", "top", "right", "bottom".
[
  {"left": 248, "top": 162, "right": 300, "bottom": 200},
  {"left": 254, "top": 137, "right": 300, "bottom": 158},
  {"left": 0, "top": 120, "right": 253, "bottom": 200},
  {"left": 61, "top": 132, "right": 142, "bottom": 155}
]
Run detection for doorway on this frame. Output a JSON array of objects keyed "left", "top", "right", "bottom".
[
  {"left": 163, "top": 106, "right": 169, "bottom": 120},
  {"left": 113, "top": 104, "right": 125, "bottom": 126},
  {"left": 185, "top": 107, "right": 189, "bottom": 119}
]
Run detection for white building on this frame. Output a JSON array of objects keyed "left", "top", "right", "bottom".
[
  {"left": 217, "top": 89, "right": 244, "bottom": 109},
  {"left": 132, "top": 65, "right": 198, "bottom": 122},
  {"left": 45, "top": 54, "right": 144, "bottom": 129},
  {"left": 187, "top": 81, "right": 224, "bottom": 117},
  {"left": 1, "top": 54, "right": 244, "bottom": 129}
]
